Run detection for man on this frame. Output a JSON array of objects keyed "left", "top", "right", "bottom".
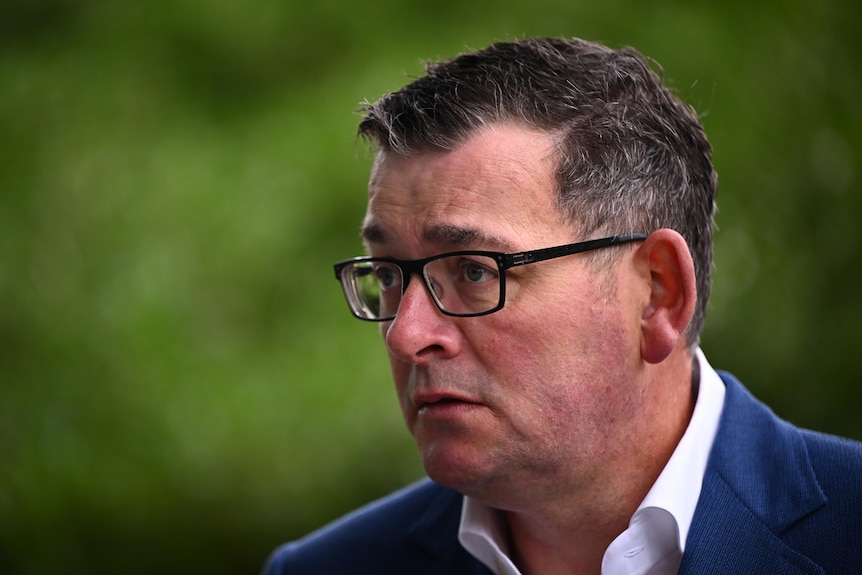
[{"left": 263, "top": 37, "right": 862, "bottom": 574}]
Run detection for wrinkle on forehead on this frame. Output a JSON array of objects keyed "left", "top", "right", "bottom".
[
  {"left": 363, "top": 124, "right": 571, "bottom": 253},
  {"left": 369, "top": 123, "right": 558, "bottom": 193}
]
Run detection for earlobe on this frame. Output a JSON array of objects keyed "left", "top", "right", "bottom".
[{"left": 637, "top": 229, "right": 697, "bottom": 364}]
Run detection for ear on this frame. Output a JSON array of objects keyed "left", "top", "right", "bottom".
[{"left": 635, "top": 229, "right": 697, "bottom": 364}]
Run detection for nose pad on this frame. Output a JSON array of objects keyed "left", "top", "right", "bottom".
[{"left": 425, "top": 275, "right": 444, "bottom": 303}]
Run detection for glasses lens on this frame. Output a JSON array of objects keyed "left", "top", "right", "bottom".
[
  {"left": 339, "top": 254, "right": 503, "bottom": 320},
  {"left": 343, "top": 261, "right": 402, "bottom": 320},
  {"left": 424, "top": 254, "right": 502, "bottom": 315}
]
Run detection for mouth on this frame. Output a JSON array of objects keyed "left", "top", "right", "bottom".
[
  {"left": 414, "top": 392, "right": 482, "bottom": 416},
  {"left": 419, "top": 396, "right": 460, "bottom": 408}
]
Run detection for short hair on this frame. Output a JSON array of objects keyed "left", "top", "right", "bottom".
[{"left": 358, "top": 37, "right": 718, "bottom": 346}]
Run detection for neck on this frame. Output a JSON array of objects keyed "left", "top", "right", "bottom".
[
  {"left": 504, "top": 508, "right": 622, "bottom": 575},
  {"left": 503, "top": 350, "right": 697, "bottom": 575}
]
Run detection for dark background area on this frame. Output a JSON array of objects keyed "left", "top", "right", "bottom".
[{"left": 1, "top": 1, "right": 860, "bottom": 573}]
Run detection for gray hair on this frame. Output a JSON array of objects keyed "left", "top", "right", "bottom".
[{"left": 358, "top": 37, "right": 718, "bottom": 346}]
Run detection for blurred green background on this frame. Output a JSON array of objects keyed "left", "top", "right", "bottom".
[{"left": 1, "top": 0, "right": 860, "bottom": 573}]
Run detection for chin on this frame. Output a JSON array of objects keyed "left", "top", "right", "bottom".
[{"left": 420, "top": 445, "right": 498, "bottom": 495}]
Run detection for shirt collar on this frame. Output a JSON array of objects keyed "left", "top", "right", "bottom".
[
  {"left": 457, "top": 348, "right": 726, "bottom": 575},
  {"left": 634, "top": 347, "right": 725, "bottom": 551}
]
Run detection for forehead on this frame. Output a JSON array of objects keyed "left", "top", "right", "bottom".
[{"left": 363, "top": 124, "right": 571, "bottom": 253}]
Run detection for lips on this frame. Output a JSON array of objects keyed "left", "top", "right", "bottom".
[
  {"left": 413, "top": 391, "right": 482, "bottom": 414},
  {"left": 415, "top": 391, "right": 467, "bottom": 406}
]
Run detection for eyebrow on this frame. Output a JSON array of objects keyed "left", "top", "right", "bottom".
[
  {"left": 361, "top": 222, "right": 514, "bottom": 252},
  {"left": 425, "top": 224, "right": 513, "bottom": 251},
  {"left": 360, "top": 222, "right": 387, "bottom": 244}
]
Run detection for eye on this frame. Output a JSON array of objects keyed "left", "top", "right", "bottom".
[
  {"left": 459, "top": 259, "right": 497, "bottom": 284},
  {"left": 374, "top": 265, "right": 401, "bottom": 290}
]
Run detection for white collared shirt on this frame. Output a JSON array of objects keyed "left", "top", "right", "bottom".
[{"left": 458, "top": 348, "right": 726, "bottom": 575}]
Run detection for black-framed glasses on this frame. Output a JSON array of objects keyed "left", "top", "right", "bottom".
[{"left": 333, "top": 233, "right": 648, "bottom": 321}]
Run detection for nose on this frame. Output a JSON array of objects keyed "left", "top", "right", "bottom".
[{"left": 383, "top": 273, "right": 461, "bottom": 365}]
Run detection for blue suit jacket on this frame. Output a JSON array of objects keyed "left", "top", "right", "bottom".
[{"left": 263, "top": 373, "right": 862, "bottom": 574}]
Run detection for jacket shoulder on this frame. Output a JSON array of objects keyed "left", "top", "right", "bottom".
[{"left": 261, "top": 478, "right": 466, "bottom": 575}]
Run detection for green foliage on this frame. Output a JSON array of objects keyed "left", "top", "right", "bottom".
[{"left": 1, "top": 0, "right": 860, "bottom": 573}]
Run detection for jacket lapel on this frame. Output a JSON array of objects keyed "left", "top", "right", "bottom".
[
  {"left": 404, "top": 481, "right": 493, "bottom": 575},
  {"left": 680, "top": 373, "right": 826, "bottom": 574},
  {"left": 680, "top": 471, "right": 824, "bottom": 574}
]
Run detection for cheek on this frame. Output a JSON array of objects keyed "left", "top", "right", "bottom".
[{"left": 486, "top": 301, "right": 636, "bottom": 416}]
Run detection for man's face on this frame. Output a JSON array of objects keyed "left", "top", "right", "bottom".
[{"left": 362, "top": 124, "right": 647, "bottom": 505}]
